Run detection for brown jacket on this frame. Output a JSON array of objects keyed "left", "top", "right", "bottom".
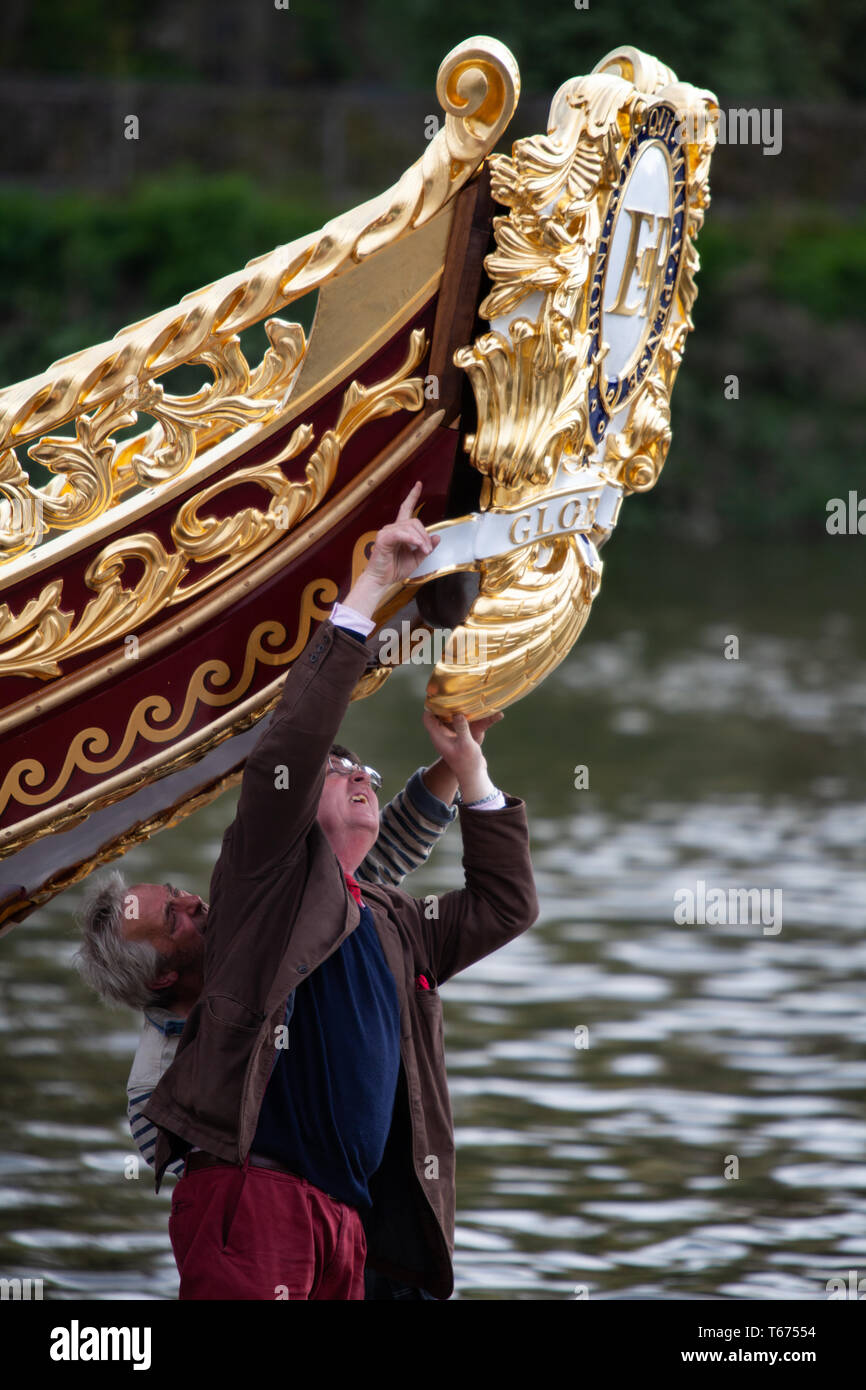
[{"left": 145, "top": 618, "right": 539, "bottom": 1299}]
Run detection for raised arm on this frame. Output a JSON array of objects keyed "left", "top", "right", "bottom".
[
  {"left": 417, "top": 794, "right": 538, "bottom": 985},
  {"left": 226, "top": 482, "right": 439, "bottom": 878},
  {"left": 358, "top": 712, "right": 505, "bottom": 886},
  {"left": 412, "top": 710, "right": 538, "bottom": 983},
  {"left": 225, "top": 622, "right": 372, "bottom": 876}
]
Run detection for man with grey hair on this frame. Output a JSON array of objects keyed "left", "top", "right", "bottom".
[
  {"left": 75, "top": 483, "right": 537, "bottom": 1299},
  {"left": 75, "top": 745, "right": 489, "bottom": 1183},
  {"left": 75, "top": 868, "right": 207, "bottom": 1016}
]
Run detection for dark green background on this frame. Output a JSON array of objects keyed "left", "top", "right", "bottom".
[{"left": 0, "top": 0, "right": 862, "bottom": 536}]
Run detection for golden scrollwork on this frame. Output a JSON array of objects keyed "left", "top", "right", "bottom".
[
  {"left": 455, "top": 320, "right": 598, "bottom": 509},
  {"left": 0, "top": 330, "right": 427, "bottom": 680},
  {"left": 417, "top": 46, "right": 716, "bottom": 718},
  {"left": 170, "top": 327, "right": 428, "bottom": 600},
  {"left": 127, "top": 322, "right": 308, "bottom": 488},
  {"left": 0, "top": 452, "right": 44, "bottom": 562},
  {"left": 601, "top": 370, "right": 672, "bottom": 492},
  {"left": 0, "top": 319, "right": 306, "bottom": 559},
  {"left": 0, "top": 37, "right": 519, "bottom": 563},
  {"left": 0, "top": 577, "right": 341, "bottom": 838},
  {"left": 425, "top": 535, "right": 601, "bottom": 720}
]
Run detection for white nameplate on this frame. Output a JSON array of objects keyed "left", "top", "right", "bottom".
[{"left": 409, "top": 472, "right": 622, "bottom": 580}]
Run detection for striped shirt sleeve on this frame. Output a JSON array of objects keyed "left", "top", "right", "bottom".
[
  {"left": 128, "top": 1091, "right": 185, "bottom": 1178},
  {"left": 357, "top": 766, "right": 457, "bottom": 887}
]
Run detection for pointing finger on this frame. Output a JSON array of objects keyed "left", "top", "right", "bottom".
[{"left": 396, "top": 481, "right": 422, "bottom": 523}]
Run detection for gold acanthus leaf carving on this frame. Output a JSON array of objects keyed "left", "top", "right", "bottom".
[
  {"left": 129, "top": 323, "right": 307, "bottom": 487},
  {"left": 488, "top": 76, "right": 634, "bottom": 214},
  {"left": 593, "top": 45, "right": 678, "bottom": 96},
  {"left": 0, "top": 331, "right": 427, "bottom": 679},
  {"left": 0, "top": 538, "right": 187, "bottom": 681},
  {"left": 457, "top": 71, "right": 647, "bottom": 513},
  {"left": 109, "top": 317, "right": 306, "bottom": 499},
  {"left": 482, "top": 210, "right": 601, "bottom": 327},
  {"left": 0, "top": 449, "right": 44, "bottom": 560},
  {"left": 27, "top": 394, "right": 139, "bottom": 531},
  {"left": 461, "top": 49, "right": 717, "bottom": 521},
  {"left": 601, "top": 370, "right": 672, "bottom": 493},
  {"left": 168, "top": 326, "right": 427, "bottom": 599},
  {"left": 481, "top": 73, "right": 648, "bottom": 345},
  {"left": 0, "top": 317, "right": 306, "bottom": 563},
  {"left": 431, "top": 48, "right": 717, "bottom": 725},
  {"left": 0, "top": 581, "right": 68, "bottom": 674},
  {"left": 455, "top": 320, "right": 597, "bottom": 507}
]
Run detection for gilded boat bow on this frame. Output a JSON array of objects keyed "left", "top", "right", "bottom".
[{"left": 0, "top": 37, "right": 717, "bottom": 928}]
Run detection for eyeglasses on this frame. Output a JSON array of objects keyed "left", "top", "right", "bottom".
[{"left": 327, "top": 754, "right": 382, "bottom": 792}]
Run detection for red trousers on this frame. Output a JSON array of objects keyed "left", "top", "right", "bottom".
[{"left": 168, "top": 1158, "right": 367, "bottom": 1300}]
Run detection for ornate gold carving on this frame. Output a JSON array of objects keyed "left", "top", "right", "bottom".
[
  {"left": 128, "top": 322, "right": 307, "bottom": 488},
  {"left": 0, "top": 450, "right": 44, "bottom": 561},
  {"left": 0, "top": 331, "right": 427, "bottom": 680},
  {"left": 425, "top": 536, "right": 600, "bottom": 720},
  {"left": 0, "top": 577, "right": 339, "bottom": 833},
  {"left": 26, "top": 326, "right": 304, "bottom": 531},
  {"left": 0, "top": 37, "right": 519, "bottom": 563},
  {"left": 169, "top": 328, "right": 427, "bottom": 600},
  {"left": 455, "top": 321, "right": 597, "bottom": 508},
  {"left": 600, "top": 370, "right": 672, "bottom": 492},
  {"left": 0, "top": 319, "right": 305, "bottom": 560},
  {"left": 28, "top": 394, "right": 137, "bottom": 531},
  {"left": 0, "top": 540, "right": 187, "bottom": 682},
  {"left": 0, "top": 411, "right": 444, "bottom": 738},
  {"left": 416, "top": 46, "right": 716, "bottom": 717}
]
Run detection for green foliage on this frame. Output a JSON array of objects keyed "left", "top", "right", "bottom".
[
  {"left": 0, "top": 174, "right": 335, "bottom": 387},
  {"left": 600, "top": 204, "right": 865, "bottom": 540},
  {"left": 764, "top": 211, "right": 866, "bottom": 322},
  {"left": 687, "top": 209, "right": 866, "bottom": 330}
]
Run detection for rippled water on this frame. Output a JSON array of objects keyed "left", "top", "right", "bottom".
[{"left": 1, "top": 537, "right": 863, "bottom": 1299}]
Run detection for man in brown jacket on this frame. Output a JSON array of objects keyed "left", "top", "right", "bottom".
[{"left": 144, "top": 483, "right": 539, "bottom": 1300}]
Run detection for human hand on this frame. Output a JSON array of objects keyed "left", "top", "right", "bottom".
[
  {"left": 421, "top": 713, "right": 503, "bottom": 804},
  {"left": 344, "top": 482, "right": 440, "bottom": 617},
  {"left": 422, "top": 711, "right": 499, "bottom": 803},
  {"left": 466, "top": 712, "right": 504, "bottom": 746}
]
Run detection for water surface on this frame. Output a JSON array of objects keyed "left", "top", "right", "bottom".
[{"left": 1, "top": 537, "right": 863, "bottom": 1300}]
